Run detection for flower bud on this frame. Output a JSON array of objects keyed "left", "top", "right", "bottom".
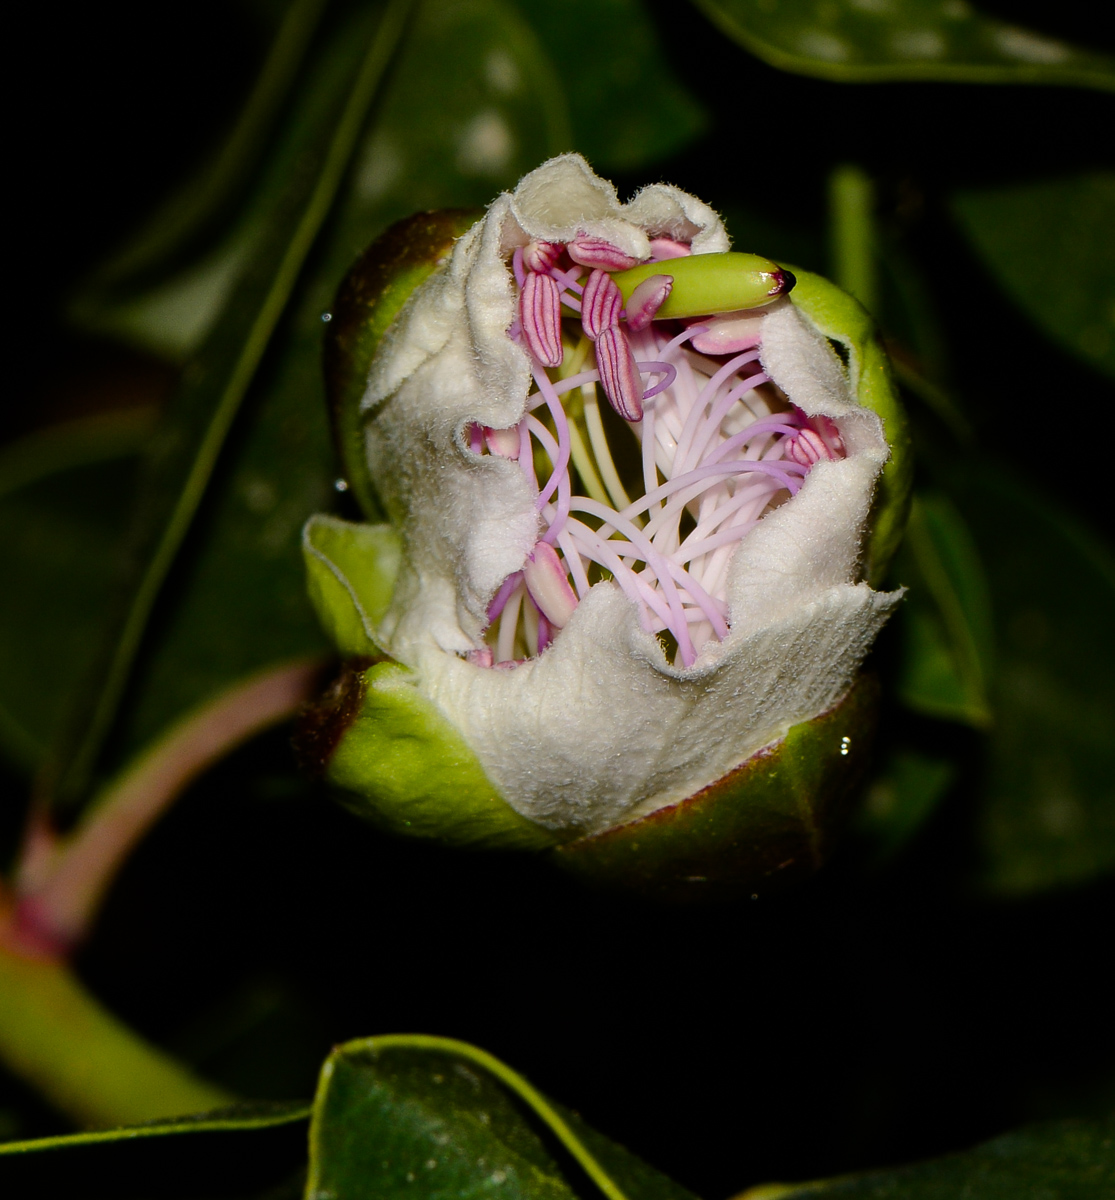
[{"left": 300, "top": 155, "right": 910, "bottom": 897}]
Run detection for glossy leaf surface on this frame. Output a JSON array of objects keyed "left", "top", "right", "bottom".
[
  {"left": 307, "top": 1036, "right": 699, "bottom": 1200},
  {"left": 696, "top": 0, "right": 1115, "bottom": 88},
  {"left": 752, "top": 1112, "right": 1115, "bottom": 1198},
  {"left": 0, "top": 1102, "right": 309, "bottom": 1199},
  {"left": 951, "top": 172, "right": 1115, "bottom": 382}
]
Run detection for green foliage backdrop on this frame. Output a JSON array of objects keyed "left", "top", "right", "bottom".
[{"left": 2, "top": 0, "right": 1113, "bottom": 1194}]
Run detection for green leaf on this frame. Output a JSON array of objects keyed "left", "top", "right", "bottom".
[
  {"left": 749, "top": 1112, "right": 1115, "bottom": 1198},
  {"left": 951, "top": 466, "right": 1115, "bottom": 894},
  {"left": 951, "top": 172, "right": 1115, "bottom": 381},
  {"left": 0, "top": 1099, "right": 309, "bottom": 1155},
  {"left": 695, "top": 0, "right": 1115, "bottom": 89},
  {"left": 0, "top": 1101, "right": 309, "bottom": 1200},
  {"left": 894, "top": 493, "right": 994, "bottom": 728},
  {"left": 514, "top": 0, "right": 705, "bottom": 169},
  {"left": 50, "top": 0, "right": 413, "bottom": 805},
  {"left": 306, "top": 1035, "right": 699, "bottom": 1200}
]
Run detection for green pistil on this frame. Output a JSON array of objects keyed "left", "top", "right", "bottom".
[{"left": 611, "top": 252, "right": 792, "bottom": 320}]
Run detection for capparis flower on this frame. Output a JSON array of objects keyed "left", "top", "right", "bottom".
[{"left": 299, "top": 155, "right": 910, "bottom": 898}]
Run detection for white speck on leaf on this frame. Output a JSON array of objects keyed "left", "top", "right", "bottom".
[
  {"left": 994, "top": 26, "right": 1069, "bottom": 63},
  {"left": 485, "top": 49, "right": 520, "bottom": 94},
  {"left": 798, "top": 31, "right": 851, "bottom": 62}
]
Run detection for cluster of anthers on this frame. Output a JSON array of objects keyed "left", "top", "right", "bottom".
[{"left": 465, "top": 236, "right": 847, "bottom": 670}]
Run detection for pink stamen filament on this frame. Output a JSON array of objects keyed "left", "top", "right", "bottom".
[{"left": 475, "top": 266, "right": 844, "bottom": 666}]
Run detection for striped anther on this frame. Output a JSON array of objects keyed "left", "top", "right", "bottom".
[
  {"left": 567, "top": 235, "right": 644, "bottom": 272},
  {"left": 520, "top": 271, "right": 564, "bottom": 367},
  {"left": 595, "top": 326, "right": 644, "bottom": 422},
  {"left": 581, "top": 269, "right": 623, "bottom": 340}
]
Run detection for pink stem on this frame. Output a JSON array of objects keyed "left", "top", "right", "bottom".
[{"left": 11, "top": 659, "right": 323, "bottom": 957}]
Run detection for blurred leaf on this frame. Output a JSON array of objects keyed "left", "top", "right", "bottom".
[
  {"left": 70, "top": 4, "right": 395, "bottom": 363},
  {"left": 695, "top": 0, "right": 1115, "bottom": 88},
  {"left": 50, "top": 0, "right": 412, "bottom": 804},
  {"left": 0, "top": 409, "right": 157, "bottom": 503},
  {"left": 0, "top": 1102, "right": 309, "bottom": 1199},
  {"left": 110, "top": 367, "right": 335, "bottom": 758},
  {"left": 0, "top": 459, "right": 136, "bottom": 772},
  {"left": 894, "top": 492, "right": 994, "bottom": 728},
  {"left": 951, "top": 466, "right": 1115, "bottom": 894},
  {"left": 857, "top": 747, "right": 957, "bottom": 860},
  {"left": 744, "top": 1112, "right": 1115, "bottom": 1198},
  {"left": 0, "top": 412, "right": 163, "bottom": 774},
  {"left": 335, "top": 0, "right": 570, "bottom": 232},
  {"left": 951, "top": 173, "right": 1115, "bottom": 381},
  {"left": 514, "top": 0, "right": 705, "bottom": 169},
  {"left": 85, "top": 0, "right": 332, "bottom": 291},
  {"left": 77, "top": 234, "right": 258, "bottom": 363},
  {"left": 0, "top": 357, "right": 334, "bottom": 778},
  {"left": 307, "top": 1035, "right": 698, "bottom": 1200}
]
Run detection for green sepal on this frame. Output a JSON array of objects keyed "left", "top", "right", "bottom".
[
  {"left": 612, "top": 251, "right": 786, "bottom": 318},
  {"left": 552, "top": 675, "right": 879, "bottom": 901},
  {"left": 324, "top": 208, "right": 482, "bottom": 520},
  {"left": 788, "top": 269, "right": 912, "bottom": 586},
  {"left": 302, "top": 513, "right": 401, "bottom": 656},
  {"left": 299, "top": 658, "right": 560, "bottom": 851}
]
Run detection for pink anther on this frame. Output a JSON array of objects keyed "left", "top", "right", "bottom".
[
  {"left": 595, "top": 325, "right": 644, "bottom": 422},
  {"left": 625, "top": 273, "right": 673, "bottom": 332},
  {"left": 520, "top": 271, "right": 564, "bottom": 367},
  {"left": 581, "top": 269, "right": 623, "bottom": 340},
  {"left": 567, "top": 235, "right": 645, "bottom": 272},
  {"left": 524, "top": 240, "right": 564, "bottom": 273},
  {"left": 523, "top": 541, "right": 578, "bottom": 627}
]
